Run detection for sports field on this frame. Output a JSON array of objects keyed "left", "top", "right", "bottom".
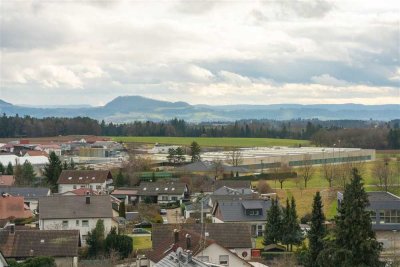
[{"left": 112, "top": 136, "right": 310, "bottom": 147}]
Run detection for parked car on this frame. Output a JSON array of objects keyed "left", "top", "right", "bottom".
[
  {"left": 134, "top": 221, "right": 152, "bottom": 228},
  {"left": 160, "top": 209, "right": 167, "bottom": 215},
  {"left": 132, "top": 228, "right": 151, "bottom": 234}
]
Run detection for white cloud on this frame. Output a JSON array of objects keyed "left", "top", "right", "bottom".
[{"left": 0, "top": 0, "right": 399, "bottom": 106}]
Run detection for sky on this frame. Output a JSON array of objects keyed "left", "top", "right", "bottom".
[{"left": 0, "top": 0, "right": 399, "bottom": 106}]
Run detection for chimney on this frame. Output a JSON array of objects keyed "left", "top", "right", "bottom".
[
  {"left": 9, "top": 223, "right": 15, "bottom": 234},
  {"left": 86, "top": 195, "right": 90, "bottom": 204},
  {"left": 185, "top": 234, "right": 191, "bottom": 250},
  {"left": 173, "top": 229, "right": 179, "bottom": 244}
]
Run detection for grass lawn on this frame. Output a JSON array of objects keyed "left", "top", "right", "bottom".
[
  {"left": 129, "top": 235, "right": 152, "bottom": 251},
  {"left": 112, "top": 136, "right": 309, "bottom": 147}
]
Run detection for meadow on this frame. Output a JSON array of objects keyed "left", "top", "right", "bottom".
[{"left": 112, "top": 136, "right": 309, "bottom": 147}]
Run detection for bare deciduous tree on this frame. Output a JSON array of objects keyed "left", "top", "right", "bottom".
[
  {"left": 212, "top": 159, "right": 224, "bottom": 180},
  {"left": 226, "top": 147, "right": 243, "bottom": 167},
  {"left": 297, "top": 154, "right": 315, "bottom": 188},
  {"left": 372, "top": 158, "right": 394, "bottom": 192},
  {"left": 321, "top": 159, "right": 335, "bottom": 188},
  {"left": 257, "top": 180, "right": 274, "bottom": 194}
]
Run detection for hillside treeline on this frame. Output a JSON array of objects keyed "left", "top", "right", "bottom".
[{"left": 0, "top": 114, "right": 399, "bottom": 149}]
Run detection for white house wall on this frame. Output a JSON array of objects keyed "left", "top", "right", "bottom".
[
  {"left": 196, "top": 243, "right": 251, "bottom": 267},
  {"left": 40, "top": 217, "right": 112, "bottom": 244}
]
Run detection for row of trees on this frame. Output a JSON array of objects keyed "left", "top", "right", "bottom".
[
  {"left": 264, "top": 169, "right": 384, "bottom": 266},
  {"left": 1, "top": 114, "right": 399, "bottom": 149}
]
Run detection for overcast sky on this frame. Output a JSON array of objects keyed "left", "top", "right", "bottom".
[{"left": 0, "top": 0, "right": 399, "bottom": 106}]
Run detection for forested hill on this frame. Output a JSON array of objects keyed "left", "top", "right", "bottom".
[
  {"left": 0, "top": 115, "right": 399, "bottom": 150},
  {"left": 0, "top": 95, "right": 399, "bottom": 122}
]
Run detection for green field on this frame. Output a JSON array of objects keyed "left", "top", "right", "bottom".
[
  {"left": 112, "top": 136, "right": 309, "bottom": 147},
  {"left": 129, "top": 235, "right": 152, "bottom": 250}
]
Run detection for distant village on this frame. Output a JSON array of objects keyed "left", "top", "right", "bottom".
[{"left": 0, "top": 137, "right": 399, "bottom": 267}]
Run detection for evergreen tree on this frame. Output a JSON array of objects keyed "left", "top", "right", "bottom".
[
  {"left": 6, "top": 162, "right": 13, "bottom": 175},
  {"left": 189, "top": 141, "right": 201, "bottom": 162},
  {"left": 21, "top": 160, "right": 36, "bottom": 185},
  {"left": 263, "top": 198, "right": 282, "bottom": 246},
  {"left": 118, "top": 202, "right": 126, "bottom": 218},
  {"left": 86, "top": 219, "right": 105, "bottom": 257},
  {"left": 114, "top": 169, "right": 125, "bottom": 187},
  {"left": 105, "top": 227, "right": 133, "bottom": 259},
  {"left": 43, "top": 152, "right": 62, "bottom": 192},
  {"left": 13, "top": 162, "right": 24, "bottom": 185},
  {"left": 281, "top": 197, "right": 303, "bottom": 251},
  {"left": 0, "top": 162, "right": 5, "bottom": 174},
  {"left": 167, "top": 148, "right": 177, "bottom": 164},
  {"left": 69, "top": 158, "right": 76, "bottom": 170},
  {"left": 62, "top": 161, "right": 68, "bottom": 170},
  {"left": 306, "top": 191, "right": 326, "bottom": 267},
  {"left": 317, "top": 169, "right": 382, "bottom": 267},
  {"left": 175, "top": 147, "right": 186, "bottom": 164}
]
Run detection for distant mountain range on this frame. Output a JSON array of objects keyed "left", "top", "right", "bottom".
[{"left": 0, "top": 96, "right": 399, "bottom": 122}]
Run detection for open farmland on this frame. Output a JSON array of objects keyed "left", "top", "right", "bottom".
[{"left": 112, "top": 136, "right": 309, "bottom": 147}]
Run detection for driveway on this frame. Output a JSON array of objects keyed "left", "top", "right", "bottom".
[{"left": 166, "top": 208, "right": 183, "bottom": 224}]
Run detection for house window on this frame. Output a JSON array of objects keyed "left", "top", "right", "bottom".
[
  {"left": 62, "top": 220, "right": 68, "bottom": 229},
  {"left": 89, "top": 185, "right": 93, "bottom": 189},
  {"left": 96, "top": 185, "right": 101, "bottom": 190},
  {"left": 76, "top": 220, "right": 79, "bottom": 226},
  {"left": 171, "top": 196, "right": 178, "bottom": 201},
  {"left": 370, "top": 211, "right": 376, "bottom": 224},
  {"left": 197, "top": 256, "right": 209, "bottom": 262},
  {"left": 380, "top": 210, "right": 400, "bottom": 224},
  {"left": 82, "top": 220, "right": 89, "bottom": 227},
  {"left": 162, "top": 196, "right": 168, "bottom": 201},
  {"left": 80, "top": 185, "right": 85, "bottom": 188},
  {"left": 73, "top": 185, "right": 77, "bottom": 189},
  {"left": 219, "top": 255, "right": 229, "bottom": 265},
  {"left": 257, "top": 224, "right": 263, "bottom": 236},
  {"left": 82, "top": 235, "right": 88, "bottom": 242},
  {"left": 248, "top": 209, "right": 260, "bottom": 216}
]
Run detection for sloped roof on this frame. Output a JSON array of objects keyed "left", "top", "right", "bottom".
[
  {"left": 0, "top": 196, "right": 33, "bottom": 220},
  {"left": 213, "top": 199, "right": 271, "bottom": 222},
  {"left": 0, "top": 175, "right": 14, "bottom": 186},
  {"left": 152, "top": 223, "right": 252, "bottom": 250},
  {"left": 367, "top": 191, "right": 400, "bottom": 202},
  {"left": 61, "top": 188, "right": 99, "bottom": 196},
  {"left": 23, "top": 150, "right": 48, "bottom": 157},
  {"left": 0, "top": 187, "right": 50, "bottom": 199},
  {"left": 213, "top": 186, "right": 253, "bottom": 196},
  {"left": 138, "top": 182, "right": 187, "bottom": 196},
  {"left": 39, "top": 195, "right": 113, "bottom": 219},
  {"left": 57, "top": 170, "right": 112, "bottom": 184},
  {"left": 0, "top": 229, "right": 79, "bottom": 257}
]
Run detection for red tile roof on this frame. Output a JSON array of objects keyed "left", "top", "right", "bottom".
[
  {"left": 0, "top": 195, "right": 33, "bottom": 220},
  {"left": 0, "top": 175, "right": 14, "bottom": 186},
  {"left": 23, "top": 151, "right": 49, "bottom": 157}
]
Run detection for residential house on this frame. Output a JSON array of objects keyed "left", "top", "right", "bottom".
[
  {"left": 0, "top": 225, "right": 79, "bottom": 267},
  {"left": 38, "top": 195, "right": 115, "bottom": 244},
  {"left": 151, "top": 223, "right": 253, "bottom": 263},
  {"left": 57, "top": 170, "right": 113, "bottom": 194},
  {"left": 0, "top": 175, "right": 14, "bottom": 187},
  {"left": 148, "top": 227, "right": 252, "bottom": 267},
  {"left": 212, "top": 199, "right": 272, "bottom": 237},
  {"left": 338, "top": 191, "right": 400, "bottom": 252},
  {"left": 0, "top": 187, "right": 51, "bottom": 213},
  {"left": 137, "top": 182, "right": 189, "bottom": 204},
  {"left": 0, "top": 195, "right": 32, "bottom": 220},
  {"left": 111, "top": 188, "right": 139, "bottom": 205},
  {"left": 36, "top": 144, "right": 62, "bottom": 157}
]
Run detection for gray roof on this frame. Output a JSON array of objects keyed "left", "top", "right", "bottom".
[
  {"left": 155, "top": 251, "right": 212, "bottom": 267},
  {"left": 213, "top": 186, "right": 253, "bottom": 196},
  {"left": 213, "top": 199, "right": 271, "bottom": 222},
  {"left": 138, "top": 182, "right": 187, "bottom": 196},
  {"left": 185, "top": 196, "right": 211, "bottom": 212},
  {"left": 367, "top": 191, "right": 400, "bottom": 202},
  {"left": 152, "top": 223, "right": 252, "bottom": 249},
  {"left": 0, "top": 187, "right": 50, "bottom": 199},
  {"left": 39, "top": 195, "right": 113, "bottom": 219}
]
